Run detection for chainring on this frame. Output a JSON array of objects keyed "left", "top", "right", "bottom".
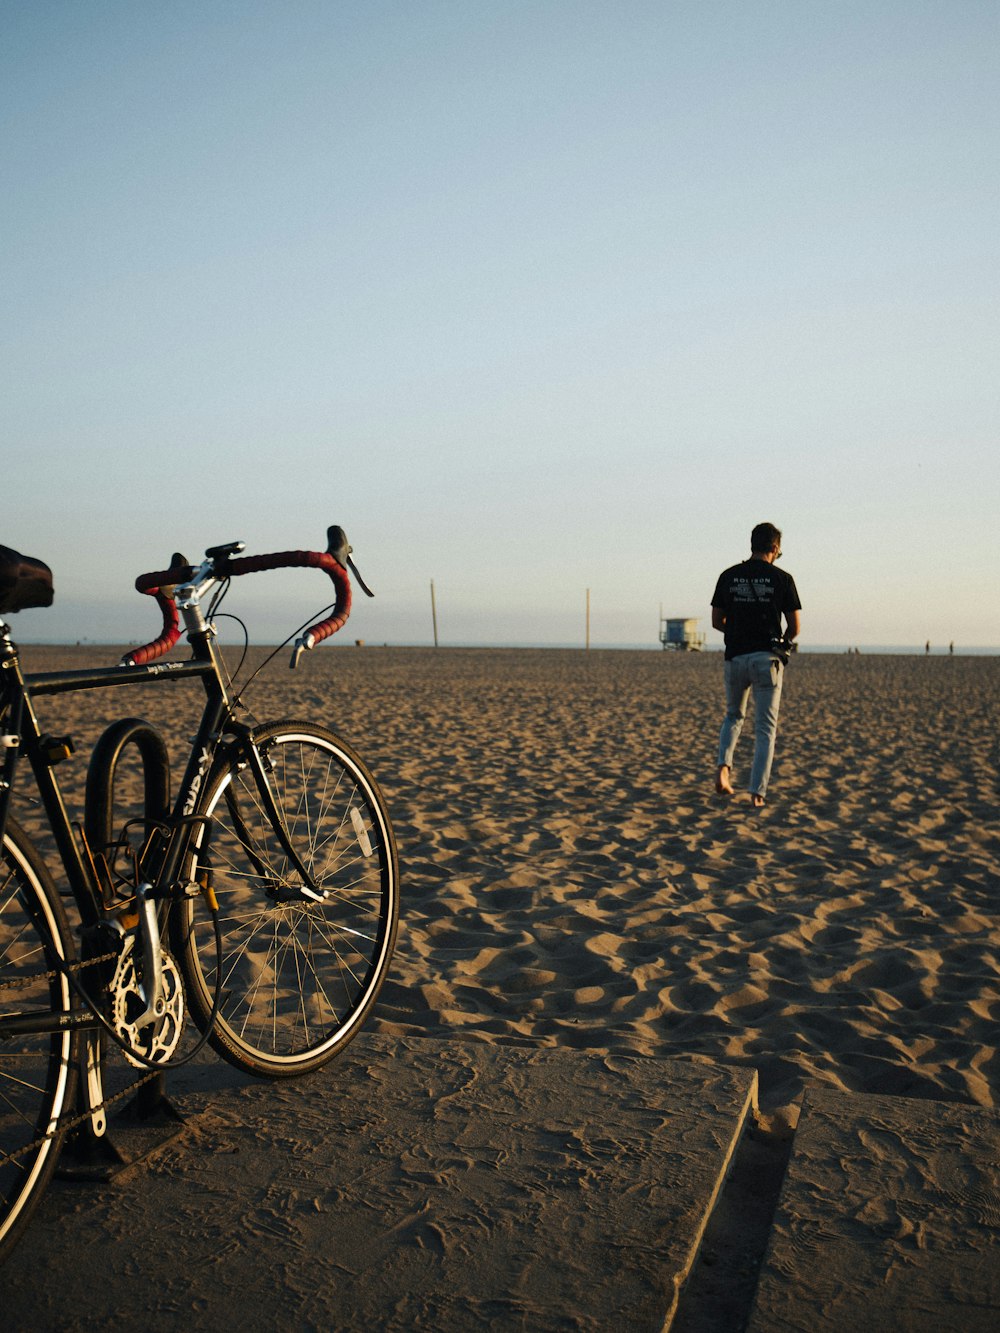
[{"left": 110, "top": 934, "right": 185, "bottom": 1068}]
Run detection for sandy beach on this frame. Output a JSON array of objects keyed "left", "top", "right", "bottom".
[
  {"left": 4, "top": 641, "right": 1000, "bottom": 1329},
  {"left": 13, "top": 641, "right": 999, "bottom": 1137}
]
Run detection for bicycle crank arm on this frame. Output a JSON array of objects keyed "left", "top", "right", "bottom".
[
  {"left": 81, "top": 1031, "right": 107, "bottom": 1137},
  {"left": 131, "top": 883, "right": 166, "bottom": 1028}
]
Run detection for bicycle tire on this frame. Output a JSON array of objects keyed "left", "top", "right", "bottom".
[
  {"left": 0, "top": 818, "right": 77, "bottom": 1264},
  {"left": 173, "top": 720, "right": 399, "bottom": 1077}
]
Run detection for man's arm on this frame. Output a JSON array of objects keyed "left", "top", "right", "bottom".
[
  {"left": 785, "top": 609, "right": 801, "bottom": 641},
  {"left": 711, "top": 607, "right": 726, "bottom": 632}
]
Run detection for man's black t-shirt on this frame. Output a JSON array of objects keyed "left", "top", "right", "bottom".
[{"left": 711, "top": 560, "right": 801, "bottom": 661}]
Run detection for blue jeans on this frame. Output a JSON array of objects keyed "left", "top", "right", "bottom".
[{"left": 717, "top": 652, "right": 784, "bottom": 797}]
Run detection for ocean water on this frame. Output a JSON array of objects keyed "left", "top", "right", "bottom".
[{"left": 377, "top": 642, "right": 998, "bottom": 656}]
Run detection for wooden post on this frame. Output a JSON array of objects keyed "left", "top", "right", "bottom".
[
  {"left": 430, "top": 580, "right": 439, "bottom": 648},
  {"left": 586, "top": 588, "right": 590, "bottom": 651}
]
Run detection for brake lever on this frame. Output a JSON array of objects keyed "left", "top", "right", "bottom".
[
  {"left": 327, "top": 525, "right": 374, "bottom": 598},
  {"left": 289, "top": 528, "right": 376, "bottom": 669},
  {"left": 346, "top": 554, "right": 374, "bottom": 598}
]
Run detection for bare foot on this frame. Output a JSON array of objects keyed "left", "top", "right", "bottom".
[
  {"left": 751, "top": 793, "right": 766, "bottom": 808},
  {"left": 715, "top": 765, "right": 734, "bottom": 796}
]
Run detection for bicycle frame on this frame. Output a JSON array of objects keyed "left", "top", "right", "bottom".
[
  {"left": 0, "top": 625, "right": 225, "bottom": 1027},
  {"left": 3, "top": 615, "right": 337, "bottom": 1038},
  {"left": 1, "top": 534, "right": 363, "bottom": 1044},
  {"left": 0, "top": 582, "right": 224, "bottom": 1145},
  {"left": 3, "top": 645, "right": 215, "bottom": 912}
]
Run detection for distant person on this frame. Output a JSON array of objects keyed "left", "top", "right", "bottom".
[
  {"left": 711, "top": 522, "right": 801, "bottom": 808},
  {"left": 949, "top": 641, "right": 954, "bottom": 655},
  {"left": 925, "top": 640, "right": 931, "bottom": 655}
]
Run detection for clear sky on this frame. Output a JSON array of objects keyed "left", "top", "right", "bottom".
[{"left": 3, "top": 2, "right": 997, "bottom": 649}]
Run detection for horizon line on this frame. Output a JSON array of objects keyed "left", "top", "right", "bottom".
[{"left": 14, "top": 639, "right": 998, "bottom": 657}]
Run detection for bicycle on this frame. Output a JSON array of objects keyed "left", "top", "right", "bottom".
[{"left": 0, "top": 527, "right": 399, "bottom": 1262}]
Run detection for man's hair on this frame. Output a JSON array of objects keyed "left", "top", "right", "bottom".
[{"left": 751, "top": 522, "right": 782, "bottom": 553}]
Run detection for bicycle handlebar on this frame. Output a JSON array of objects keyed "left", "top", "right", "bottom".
[{"left": 123, "top": 528, "right": 365, "bottom": 668}]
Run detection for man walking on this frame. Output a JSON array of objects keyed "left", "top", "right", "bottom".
[{"left": 711, "top": 522, "right": 801, "bottom": 807}]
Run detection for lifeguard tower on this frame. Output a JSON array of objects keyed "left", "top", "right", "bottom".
[{"left": 659, "top": 616, "right": 706, "bottom": 652}]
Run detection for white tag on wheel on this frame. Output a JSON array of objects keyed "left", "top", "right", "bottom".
[{"left": 350, "top": 806, "right": 373, "bottom": 857}]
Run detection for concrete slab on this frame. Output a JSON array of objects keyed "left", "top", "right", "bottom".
[
  {"left": 1, "top": 1034, "right": 757, "bottom": 1332},
  {"left": 748, "top": 1088, "right": 1000, "bottom": 1332}
]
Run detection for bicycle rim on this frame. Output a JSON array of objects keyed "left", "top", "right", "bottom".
[
  {"left": 175, "top": 721, "right": 399, "bottom": 1077},
  {"left": 0, "top": 821, "right": 75, "bottom": 1263}
]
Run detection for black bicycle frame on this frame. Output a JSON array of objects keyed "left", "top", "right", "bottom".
[
  {"left": 1, "top": 619, "right": 322, "bottom": 944},
  {"left": 0, "top": 625, "right": 224, "bottom": 934}
]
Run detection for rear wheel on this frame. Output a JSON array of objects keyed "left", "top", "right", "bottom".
[
  {"left": 0, "top": 819, "right": 76, "bottom": 1264},
  {"left": 173, "top": 721, "right": 399, "bottom": 1077}
]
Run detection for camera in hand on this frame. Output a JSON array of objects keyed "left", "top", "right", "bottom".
[{"left": 771, "top": 637, "right": 797, "bottom": 665}]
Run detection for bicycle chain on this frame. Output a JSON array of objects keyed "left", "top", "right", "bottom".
[
  {"left": 1, "top": 950, "right": 166, "bottom": 1170},
  {"left": 0, "top": 949, "right": 119, "bottom": 994},
  {"left": 0, "top": 1066, "right": 163, "bottom": 1171}
]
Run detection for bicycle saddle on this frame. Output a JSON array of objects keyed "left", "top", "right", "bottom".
[{"left": 0, "top": 544, "right": 54, "bottom": 613}]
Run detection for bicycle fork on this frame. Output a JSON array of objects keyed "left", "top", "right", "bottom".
[{"left": 223, "top": 730, "right": 326, "bottom": 903}]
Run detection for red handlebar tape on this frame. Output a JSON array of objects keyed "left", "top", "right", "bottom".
[{"left": 123, "top": 549, "right": 352, "bottom": 666}]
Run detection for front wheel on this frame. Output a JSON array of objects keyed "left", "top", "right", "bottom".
[
  {"left": 0, "top": 819, "right": 76, "bottom": 1264},
  {"left": 173, "top": 721, "right": 399, "bottom": 1077}
]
